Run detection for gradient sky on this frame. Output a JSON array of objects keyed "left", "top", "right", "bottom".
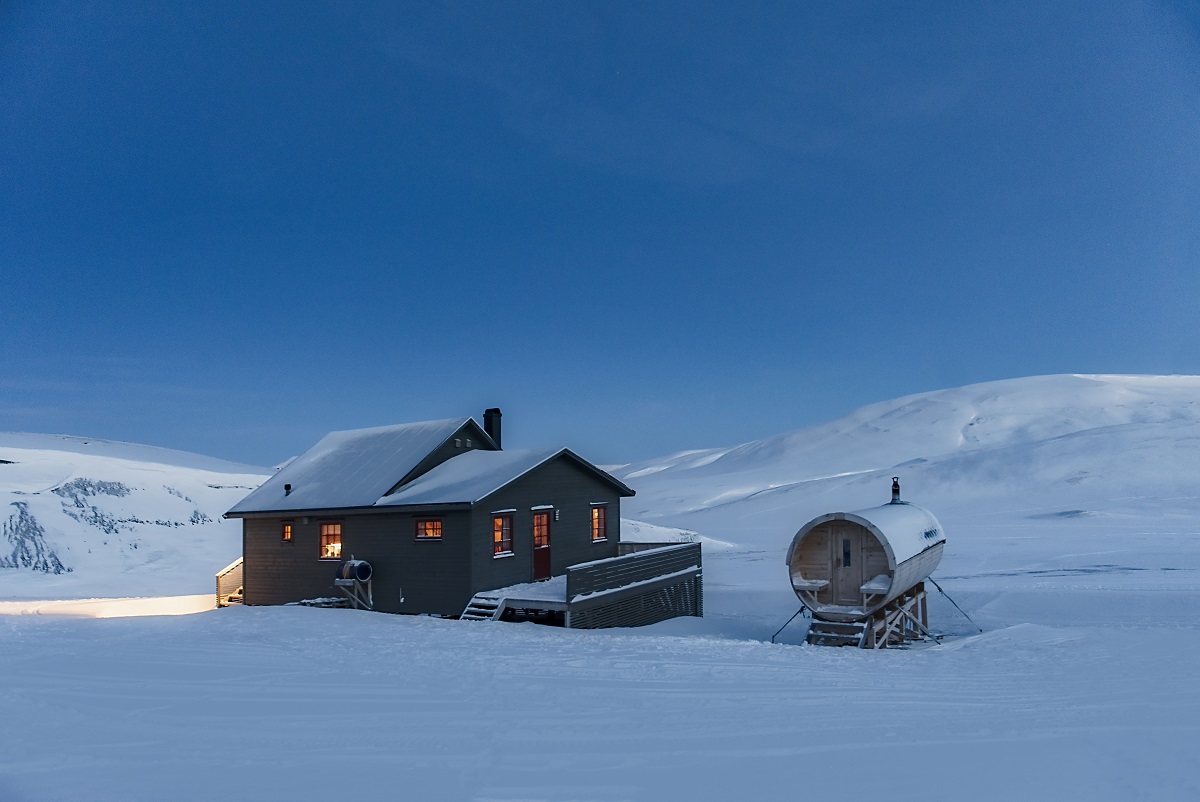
[{"left": 3, "top": 1, "right": 1200, "bottom": 467}]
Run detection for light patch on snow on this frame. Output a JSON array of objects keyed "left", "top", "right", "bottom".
[{"left": 0, "top": 594, "right": 215, "bottom": 618}]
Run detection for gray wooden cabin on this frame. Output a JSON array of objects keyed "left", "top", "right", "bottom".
[{"left": 224, "top": 410, "right": 702, "bottom": 627}]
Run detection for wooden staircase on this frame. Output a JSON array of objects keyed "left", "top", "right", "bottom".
[
  {"left": 806, "top": 619, "right": 868, "bottom": 647},
  {"left": 460, "top": 594, "right": 505, "bottom": 621},
  {"left": 806, "top": 585, "right": 936, "bottom": 648}
]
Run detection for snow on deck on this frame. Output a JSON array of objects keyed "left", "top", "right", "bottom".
[{"left": 477, "top": 575, "right": 566, "bottom": 604}]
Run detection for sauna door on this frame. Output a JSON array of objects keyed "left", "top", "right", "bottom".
[{"left": 831, "top": 524, "right": 863, "bottom": 605}]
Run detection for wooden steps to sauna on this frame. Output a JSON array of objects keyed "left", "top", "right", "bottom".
[{"left": 806, "top": 620, "right": 867, "bottom": 647}]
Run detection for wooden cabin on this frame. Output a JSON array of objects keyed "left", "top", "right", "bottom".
[
  {"left": 785, "top": 479, "right": 945, "bottom": 647},
  {"left": 223, "top": 409, "right": 703, "bottom": 628}
]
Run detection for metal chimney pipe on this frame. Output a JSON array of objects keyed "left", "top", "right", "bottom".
[
  {"left": 891, "top": 477, "right": 900, "bottom": 503},
  {"left": 484, "top": 408, "right": 503, "bottom": 449}
]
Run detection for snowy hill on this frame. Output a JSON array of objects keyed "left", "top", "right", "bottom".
[
  {"left": 0, "top": 433, "right": 270, "bottom": 598},
  {"left": 612, "top": 374, "right": 1200, "bottom": 637},
  {"left": 617, "top": 373, "right": 1200, "bottom": 539}
]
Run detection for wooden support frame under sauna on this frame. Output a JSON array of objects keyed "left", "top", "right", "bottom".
[
  {"left": 221, "top": 410, "right": 699, "bottom": 628},
  {"left": 785, "top": 479, "right": 946, "bottom": 647}
]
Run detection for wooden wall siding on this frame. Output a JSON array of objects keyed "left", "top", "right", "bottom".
[
  {"left": 567, "top": 543, "right": 701, "bottom": 599},
  {"left": 790, "top": 523, "right": 887, "bottom": 606},
  {"left": 886, "top": 541, "right": 945, "bottom": 608},
  {"left": 242, "top": 510, "right": 475, "bottom": 616},
  {"left": 468, "top": 455, "right": 621, "bottom": 593},
  {"left": 790, "top": 525, "right": 830, "bottom": 599}
]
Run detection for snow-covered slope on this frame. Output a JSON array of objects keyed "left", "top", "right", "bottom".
[
  {"left": 0, "top": 433, "right": 270, "bottom": 598},
  {"left": 618, "top": 373, "right": 1200, "bottom": 539}
]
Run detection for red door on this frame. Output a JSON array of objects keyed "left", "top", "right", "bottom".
[{"left": 532, "top": 511, "right": 551, "bottom": 580}]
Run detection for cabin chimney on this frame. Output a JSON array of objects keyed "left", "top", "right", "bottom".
[
  {"left": 284, "top": 483, "right": 292, "bottom": 496},
  {"left": 484, "top": 407, "right": 502, "bottom": 449},
  {"left": 891, "top": 477, "right": 900, "bottom": 503}
]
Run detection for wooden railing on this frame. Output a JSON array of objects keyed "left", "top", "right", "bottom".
[
  {"left": 215, "top": 556, "right": 244, "bottom": 607},
  {"left": 567, "top": 542, "right": 701, "bottom": 600}
]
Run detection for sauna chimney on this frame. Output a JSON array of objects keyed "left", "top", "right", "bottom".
[
  {"left": 891, "top": 477, "right": 900, "bottom": 503},
  {"left": 484, "top": 407, "right": 502, "bottom": 449}
]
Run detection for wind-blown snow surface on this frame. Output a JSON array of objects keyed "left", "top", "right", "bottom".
[
  {"left": 0, "top": 433, "right": 269, "bottom": 597},
  {"left": 2, "top": 375, "right": 1199, "bottom": 800}
]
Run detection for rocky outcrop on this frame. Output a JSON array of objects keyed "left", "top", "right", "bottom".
[{"left": 1, "top": 501, "right": 70, "bottom": 574}]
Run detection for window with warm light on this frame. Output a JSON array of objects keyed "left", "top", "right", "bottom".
[
  {"left": 591, "top": 505, "right": 607, "bottom": 542},
  {"left": 416, "top": 518, "right": 443, "bottom": 540},
  {"left": 281, "top": 521, "right": 293, "bottom": 542},
  {"left": 319, "top": 523, "right": 342, "bottom": 559},
  {"left": 493, "top": 514, "right": 513, "bottom": 555},
  {"left": 532, "top": 512, "right": 551, "bottom": 547}
]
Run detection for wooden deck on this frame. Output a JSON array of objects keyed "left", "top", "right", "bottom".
[{"left": 461, "top": 542, "right": 703, "bottom": 628}]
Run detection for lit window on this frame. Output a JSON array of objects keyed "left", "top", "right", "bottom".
[
  {"left": 281, "top": 521, "right": 293, "bottom": 542},
  {"left": 532, "top": 512, "right": 551, "bottom": 547},
  {"left": 416, "top": 518, "right": 443, "bottom": 539},
  {"left": 493, "top": 514, "right": 513, "bottom": 555},
  {"left": 320, "top": 523, "right": 342, "bottom": 559},
  {"left": 591, "top": 505, "right": 607, "bottom": 542}
]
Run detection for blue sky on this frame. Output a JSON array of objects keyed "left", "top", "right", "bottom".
[{"left": 3, "top": 1, "right": 1199, "bottom": 467}]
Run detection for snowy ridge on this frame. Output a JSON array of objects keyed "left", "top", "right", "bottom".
[
  {"left": 0, "top": 435, "right": 269, "bottom": 598},
  {"left": 618, "top": 373, "right": 1200, "bottom": 539}
]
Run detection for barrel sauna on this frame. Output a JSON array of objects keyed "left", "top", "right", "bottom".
[{"left": 786, "top": 483, "right": 945, "bottom": 623}]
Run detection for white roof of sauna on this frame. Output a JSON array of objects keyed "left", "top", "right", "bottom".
[
  {"left": 375, "top": 447, "right": 634, "bottom": 506},
  {"left": 800, "top": 501, "right": 945, "bottom": 567},
  {"left": 227, "top": 418, "right": 489, "bottom": 514}
]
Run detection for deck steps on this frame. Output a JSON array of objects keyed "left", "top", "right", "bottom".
[
  {"left": 460, "top": 595, "right": 505, "bottom": 621},
  {"left": 807, "top": 619, "right": 867, "bottom": 647}
]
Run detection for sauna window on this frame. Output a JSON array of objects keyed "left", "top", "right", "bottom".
[
  {"left": 281, "top": 521, "right": 293, "bottom": 542},
  {"left": 842, "top": 538, "right": 852, "bottom": 568},
  {"left": 319, "top": 523, "right": 342, "bottom": 560}
]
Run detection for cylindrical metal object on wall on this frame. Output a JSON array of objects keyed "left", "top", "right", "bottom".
[{"left": 335, "top": 559, "right": 372, "bottom": 582}]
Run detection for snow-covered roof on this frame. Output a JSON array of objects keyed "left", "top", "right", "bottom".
[
  {"left": 227, "top": 418, "right": 478, "bottom": 514},
  {"left": 375, "top": 448, "right": 561, "bottom": 506},
  {"left": 376, "top": 447, "right": 634, "bottom": 506},
  {"left": 227, "top": 418, "right": 632, "bottom": 516},
  {"left": 796, "top": 500, "right": 946, "bottom": 568}
]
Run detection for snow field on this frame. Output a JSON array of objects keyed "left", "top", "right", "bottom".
[{"left": 1, "top": 593, "right": 1197, "bottom": 801}]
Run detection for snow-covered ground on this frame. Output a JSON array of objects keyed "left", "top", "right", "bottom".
[{"left": 2, "top": 375, "right": 1199, "bottom": 800}]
